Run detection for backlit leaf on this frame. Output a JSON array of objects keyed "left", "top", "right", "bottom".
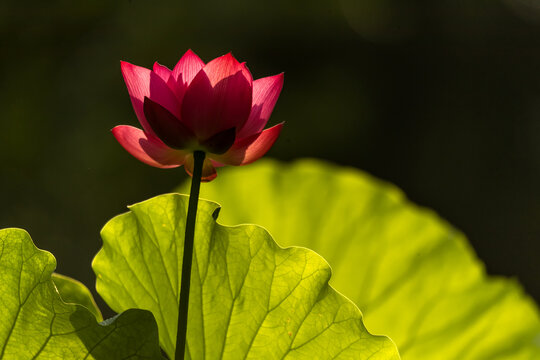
[
  {"left": 0, "top": 228, "right": 163, "bottom": 360},
  {"left": 93, "top": 194, "right": 400, "bottom": 359},
  {"left": 177, "top": 159, "right": 540, "bottom": 359},
  {"left": 52, "top": 272, "right": 103, "bottom": 322}
]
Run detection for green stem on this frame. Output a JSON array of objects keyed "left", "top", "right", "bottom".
[{"left": 175, "top": 150, "right": 205, "bottom": 360}]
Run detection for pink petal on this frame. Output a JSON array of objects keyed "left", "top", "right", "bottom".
[
  {"left": 172, "top": 49, "right": 205, "bottom": 87},
  {"left": 238, "top": 73, "right": 284, "bottom": 139},
  {"left": 112, "top": 125, "right": 187, "bottom": 168},
  {"left": 184, "top": 155, "right": 217, "bottom": 182},
  {"left": 210, "top": 159, "right": 225, "bottom": 167},
  {"left": 181, "top": 53, "right": 253, "bottom": 140},
  {"left": 240, "top": 62, "right": 254, "bottom": 85},
  {"left": 171, "top": 50, "right": 205, "bottom": 102},
  {"left": 213, "top": 123, "right": 283, "bottom": 166},
  {"left": 153, "top": 62, "right": 181, "bottom": 97},
  {"left": 120, "top": 61, "right": 181, "bottom": 135},
  {"left": 143, "top": 97, "right": 196, "bottom": 149},
  {"left": 153, "top": 62, "right": 172, "bottom": 83},
  {"left": 199, "top": 127, "right": 236, "bottom": 154}
]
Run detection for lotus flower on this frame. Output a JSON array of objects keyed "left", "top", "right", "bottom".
[{"left": 112, "top": 50, "right": 284, "bottom": 182}]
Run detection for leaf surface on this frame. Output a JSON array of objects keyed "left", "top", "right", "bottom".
[
  {"left": 177, "top": 159, "right": 540, "bottom": 360},
  {"left": 93, "top": 193, "right": 400, "bottom": 360},
  {"left": 0, "top": 228, "right": 163, "bottom": 360},
  {"left": 52, "top": 272, "right": 103, "bottom": 322}
]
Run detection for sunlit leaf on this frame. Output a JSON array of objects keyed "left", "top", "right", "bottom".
[
  {"left": 52, "top": 272, "right": 103, "bottom": 322},
  {"left": 0, "top": 228, "right": 163, "bottom": 360},
  {"left": 177, "top": 159, "right": 540, "bottom": 359},
  {"left": 93, "top": 194, "right": 400, "bottom": 360}
]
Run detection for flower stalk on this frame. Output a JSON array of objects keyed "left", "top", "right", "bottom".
[{"left": 175, "top": 150, "right": 205, "bottom": 360}]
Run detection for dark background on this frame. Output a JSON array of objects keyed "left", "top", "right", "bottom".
[{"left": 1, "top": 0, "right": 539, "bottom": 317}]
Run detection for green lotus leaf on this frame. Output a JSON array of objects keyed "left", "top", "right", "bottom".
[
  {"left": 93, "top": 193, "right": 400, "bottom": 360},
  {"left": 52, "top": 272, "right": 103, "bottom": 322},
  {"left": 0, "top": 228, "right": 163, "bottom": 360},
  {"left": 177, "top": 159, "right": 540, "bottom": 360}
]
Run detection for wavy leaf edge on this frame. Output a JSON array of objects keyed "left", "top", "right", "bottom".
[
  {"left": 93, "top": 193, "right": 401, "bottom": 360},
  {"left": 0, "top": 227, "right": 164, "bottom": 360}
]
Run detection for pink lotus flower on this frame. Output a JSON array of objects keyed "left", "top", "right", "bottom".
[{"left": 112, "top": 50, "right": 284, "bottom": 182}]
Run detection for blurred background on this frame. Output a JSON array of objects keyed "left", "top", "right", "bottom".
[{"left": 1, "top": 0, "right": 539, "bottom": 316}]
